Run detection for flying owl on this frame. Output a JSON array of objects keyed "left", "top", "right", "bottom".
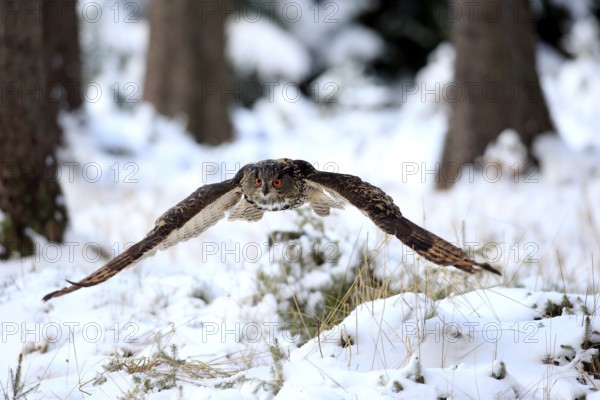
[{"left": 42, "top": 159, "right": 500, "bottom": 301}]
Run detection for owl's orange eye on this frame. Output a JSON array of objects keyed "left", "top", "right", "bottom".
[
  {"left": 272, "top": 179, "right": 282, "bottom": 188},
  {"left": 255, "top": 178, "right": 262, "bottom": 186}
]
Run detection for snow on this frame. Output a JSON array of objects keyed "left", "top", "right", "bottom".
[
  {"left": 226, "top": 19, "right": 311, "bottom": 81},
  {"left": 1, "top": 2, "right": 600, "bottom": 399},
  {"left": 324, "top": 25, "right": 384, "bottom": 66}
]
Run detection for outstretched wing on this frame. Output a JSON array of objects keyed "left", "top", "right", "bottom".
[
  {"left": 42, "top": 174, "right": 245, "bottom": 301},
  {"left": 302, "top": 167, "right": 500, "bottom": 275}
]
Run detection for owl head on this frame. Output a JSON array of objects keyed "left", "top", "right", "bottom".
[{"left": 240, "top": 159, "right": 306, "bottom": 210}]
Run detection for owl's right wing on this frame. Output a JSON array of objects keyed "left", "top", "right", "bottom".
[
  {"left": 42, "top": 169, "right": 248, "bottom": 302},
  {"left": 298, "top": 164, "right": 500, "bottom": 276}
]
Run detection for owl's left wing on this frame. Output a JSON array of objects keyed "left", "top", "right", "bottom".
[
  {"left": 42, "top": 170, "right": 247, "bottom": 302},
  {"left": 299, "top": 163, "right": 500, "bottom": 275}
]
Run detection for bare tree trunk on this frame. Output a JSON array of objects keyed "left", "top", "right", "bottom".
[
  {"left": 437, "top": 0, "right": 554, "bottom": 188},
  {"left": 0, "top": 0, "right": 73, "bottom": 258},
  {"left": 144, "top": 0, "right": 233, "bottom": 145},
  {"left": 43, "top": 0, "right": 83, "bottom": 111}
]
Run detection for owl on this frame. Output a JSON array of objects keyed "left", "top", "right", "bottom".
[{"left": 42, "top": 159, "right": 500, "bottom": 301}]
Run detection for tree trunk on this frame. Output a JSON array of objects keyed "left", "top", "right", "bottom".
[
  {"left": 43, "top": 0, "right": 83, "bottom": 111},
  {"left": 0, "top": 0, "right": 72, "bottom": 259},
  {"left": 144, "top": 0, "right": 233, "bottom": 145},
  {"left": 437, "top": 0, "right": 554, "bottom": 188}
]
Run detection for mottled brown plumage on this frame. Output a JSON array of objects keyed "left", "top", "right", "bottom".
[{"left": 42, "top": 158, "right": 499, "bottom": 302}]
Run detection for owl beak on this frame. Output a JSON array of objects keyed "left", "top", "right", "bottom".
[{"left": 262, "top": 184, "right": 269, "bottom": 196}]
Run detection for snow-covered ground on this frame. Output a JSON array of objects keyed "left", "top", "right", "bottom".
[{"left": 2, "top": 1, "right": 600, "bottom": 399}]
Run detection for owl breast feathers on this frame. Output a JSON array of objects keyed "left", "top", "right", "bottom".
[{"left": 42, "top": 158, "right": 500, "bottom": 302}]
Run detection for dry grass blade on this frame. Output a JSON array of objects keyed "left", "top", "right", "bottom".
[{"left": 104, "top": 351, "right": 235, "bottom": 381}]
